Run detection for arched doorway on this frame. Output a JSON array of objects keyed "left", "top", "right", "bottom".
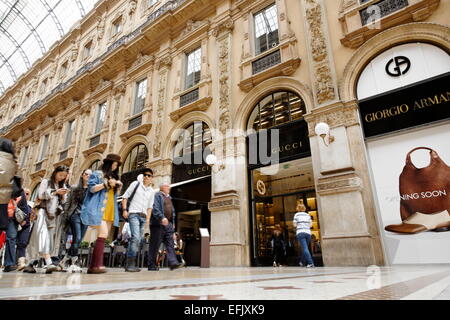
[
  {"left": 120, "top": 143, "right": 149, "bottom": 192},
  {"left": 170, "top": 121, "right": 212, "bottom": 266},
  {"left": 246, "top": 90, "right": 323, "bottom": 266},
  {"left": 89, "top": 159, "right": 102, "bottom": 172}
]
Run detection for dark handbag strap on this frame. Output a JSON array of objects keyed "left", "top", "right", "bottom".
[
  {"left": 126, "top": 182, "right": 140, "bottom": 210},
  {"left": 405, "top": 147, "right": 439, "bottom": 168}
]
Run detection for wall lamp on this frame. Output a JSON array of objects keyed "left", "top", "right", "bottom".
[
  {"left": 205, "top": 153, "right": 225, "bottom": 173},
  {"left": 314, "top": 122, "right": 335, "bottom": 147}
]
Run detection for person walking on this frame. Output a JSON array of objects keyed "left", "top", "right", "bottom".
[
  {"left": 0, "top": 138, "right": 18, "bottom": 233},
  {"left": 3, "top": 187, "right": 32, "bottom": 272},
  {"left": 81, "top": 154, "right": 122, "bottom": 274},
  {"left": 24, "top": 166, "right": 70, "bottom": 273},
  {"left": 147, "top": 183, "right": 184, "bottom": 271},
  {"left": 271, "top": 224, "right": 286, "bottom": 267},
  {"left": 62, "top": 169, "right": 92, "bottom": 272},
  {"left": 173, "top": 232, "right": 185, "bottom": 266},
  {"left": 121, "top": 168, "right": 155, "bottom": 272},
  {"left": 293, "top": 203, "right": 314, "bottom": 268}
]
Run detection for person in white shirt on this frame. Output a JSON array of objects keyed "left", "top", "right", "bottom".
[
  {"left": 293, "top": 203, "right": 314, "bottom": 268},
  {"left": 121, "top": 168, "right": 155, "bottom": 272}
]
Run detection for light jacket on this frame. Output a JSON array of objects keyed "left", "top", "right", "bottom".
[
  {"left": 80, "top": 171, "right": 119, "bottom": 227},
  {"left": 0, "top": 151, "right": 17, "bottom": 204},
  {"left": 64, "top": 185, "right": 88, "bottom": 220},
  {"left": 151, "top": 191, "right": 176, "bottom": 226}
]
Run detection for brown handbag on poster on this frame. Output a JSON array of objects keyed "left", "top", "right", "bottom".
[{"left": 385, "top": 147, "right": 450, "bottom": 234}]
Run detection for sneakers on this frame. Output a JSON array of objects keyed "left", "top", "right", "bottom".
[
  {"left": 147, "top": 266, "right": 159, "bottom": 271},
  {"left": 3, "top": 265, "right": 17, "bottom": 272},
  {"left": 169, "top": 261, "right": 185, "bottom": 270},
  {"left": 17, "top": 257, "right": 26, "bottom": 271},
  {"left": 299, "top": 262, "right": 304, "bottom": 267},
  {"left": 273, "top": 261, "right": 277, "bottom": 267},
  {"left": 87, "top": 267, "right": 107, "bottom": 274},
  {"left": 306, "top": 264, "right": 315, "bottom": 268}
]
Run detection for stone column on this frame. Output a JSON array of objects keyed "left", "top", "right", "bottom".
[
  {"left": 301, "top": 0, "right": 385, "bottom": 266},
  {"left": 208, "top": 18, "right": 250, "bottom": 266}
]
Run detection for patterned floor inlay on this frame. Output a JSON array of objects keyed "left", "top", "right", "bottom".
[
  {"left": 337, "top": 270, "right": 450, "bottom": 300},
  {"left": 0, "top": 270, "right": 361, "bottom": 300}
]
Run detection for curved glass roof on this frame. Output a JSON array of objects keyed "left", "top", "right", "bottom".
[{"left": 0, "top": 0, "right": 98, "bottom": 96}]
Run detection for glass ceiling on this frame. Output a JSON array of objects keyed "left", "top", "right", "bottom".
[{"left": 0, "top": 0, "right": 98, "bottom": 96}]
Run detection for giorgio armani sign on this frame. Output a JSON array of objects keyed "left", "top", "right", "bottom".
[{"left": 358, "top": 72, "right": 450, "bottom": 138}]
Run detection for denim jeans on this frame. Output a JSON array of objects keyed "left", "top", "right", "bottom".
[
  {"left": 4, "top": 218, "right": 31, "bottom": 266},
  {"left": 297, "top": 232, "right": 314, "bottom": 266},
  {"left": 127, "top": 213, "right": 146, "bottom": 258},
  {"left": 68, "top": 213, "right": 88, "bottom": 257}
]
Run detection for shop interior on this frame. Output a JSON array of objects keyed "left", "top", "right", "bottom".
[{"left": 251, "top": 157, "right": 323, "bottom": 266}]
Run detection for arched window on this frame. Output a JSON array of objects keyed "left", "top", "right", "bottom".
[
  {"left": 173, "top": 121, "right": 212, "bottom": 159},
  {"left": 30, "top": 183, "right": 40, "bottom": 202},
  {"left": 89, "top": 160, "right": 102, "bottom": 171},
  {"left": 247, "top": 91, "right": 307, "bottom": 131},
  {"left": 122, "top": 144, "right": 149, "bottom": 173}
]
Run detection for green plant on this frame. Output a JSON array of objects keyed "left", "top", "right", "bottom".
[{"left": 80, "top": 241, "right": 89, "bottom": 248}]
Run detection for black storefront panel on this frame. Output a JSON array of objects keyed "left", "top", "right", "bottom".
[{"left": 359, "top": 72, "right": 450, "bottom": 138}]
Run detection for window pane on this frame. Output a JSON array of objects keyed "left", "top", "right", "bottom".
[
  {"left": 254, "top": 4, "right": 279, "bottom": 55},
  {"left": 95, "top": 103, "right": 107, "bottom": 133},
  {"left": 185, "top": 48, "right": 201, "bottom": 89},
  {"left": 133, "top": 79, "right": 147, "bottom": 114},
  {"left": 273, "top": 92, "right": 290, "bottom": 125},
  {"left": 258, "top": 95, "right": 275, "bottom": 130},
  {"left": 64, "top": 120, "right": 75, "bottom": 148},
  {"left": 39, "top": 135, "right": 49, "bottom": 160}
]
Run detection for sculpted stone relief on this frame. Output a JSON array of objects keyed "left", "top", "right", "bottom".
[
  {"left": 153, "top": 68, "right": 168, "bottom": 158},
  {"left": 303, "top": 0, "right": 337, "bottom": 105}
]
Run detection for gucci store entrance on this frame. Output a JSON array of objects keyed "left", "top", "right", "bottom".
[
  {"left": 246, "top": 91, "right": 323, "bottom": 266},
  {"left": 170, "top": 121, "right": 212, "bottom": 266}
]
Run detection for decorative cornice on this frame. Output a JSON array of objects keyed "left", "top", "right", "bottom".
[
  {"left": 304, "top": 103, "right": 359, "bottom": 136},
  {"left": 169, "top": 96, "right": 212, "bottom": 121},
  {"left": 316, "top": 172, "right": 362, "bottom": 195},
  {"left": 208, "top": 192, "right": 241, "bottom": 212}
]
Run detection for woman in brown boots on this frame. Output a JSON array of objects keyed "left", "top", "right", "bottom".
[{"left": 81, "top": 154, "right": 122, "bottom": 274}]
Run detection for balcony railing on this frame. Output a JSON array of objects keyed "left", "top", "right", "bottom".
[
  {"left": 59, "top": 150, "right": 68, "bottom": 161},
  {"left": 35, "top": 162, "right": 42, "bottom": 172},
  {"left": 180, "top": 88, "right": 199, "bottom": 108},
  {"left": 89, "top": 135, "right": 101, "bottom": 148},
  {"left": 360, "top": 0, "right": 408, "bottom": 25},
  {"left": 252, "top": 50, "right": 281, "bottom": 75},
  {"left": 128, "top": 115, "right": 143, "bottom": 131}
]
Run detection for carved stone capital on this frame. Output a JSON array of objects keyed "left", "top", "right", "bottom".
[
  {"left": 316, "top": 172, "right": 362, "bottom": 195},
  {"left": 304, "top": 103, "right": 359, "bottom": 135},
  {"left": 209, "top": 191, "right": 241, "bottom": 212}
]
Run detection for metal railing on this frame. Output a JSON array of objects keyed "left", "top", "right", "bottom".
[
  {"left": 252, "top": 50, "right": 281, "bottom": 75},
  {"left": 128, "top": 114, "right": 143, "bottom": 131},
  {"left": 59, "top": 150, "right": 68, "bottom": 161},
  {"left": 89, "top": 134, "right": 100, "bottom": 148},
  {"left": 360, "top": 0, "right": 408, "bottom": 25},
  {"left": 180, "top": 88, "right": 199, "bottom": 108},
  {"left": 35, "top": 162, "right": 42, "bottom": 172}
]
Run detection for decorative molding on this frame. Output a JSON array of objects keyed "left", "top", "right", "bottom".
[
  {"left": 169, "top": 96, "right": 212, "bottom": 121},
  {"left": 217, "top": 34, "right": 232, "bottom": 136},
  {"left": 208, "top": 192, "right": 241, "bottom": 212},
  {"left": 129, "top": 0, "right": 137, "bottom": 16},
  {"left": 152, "top": 69, "right": 168, "bottom": 158},
  {"left": 304, "top": 103, "right": 359, "bottom": 135},
  {"left": 82, "top": 143, "right": 107, "bottom": 157},
  {"left": 96, "top": 15, "right": 106, "bottom": 40},
  {"left": 304, "top": 0, "right": 337, "bottom": 106},
  {"left": 316, "top": 172, "right": 362, "bottom": 195},
  {"left": 119, "top": 123, "right": 152, "bottom": 143},
  {"left": 210, "top": 18, "right": 234, "bottom": 38}
]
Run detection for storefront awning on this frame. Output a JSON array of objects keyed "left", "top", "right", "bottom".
[{"left": 170, "top": 175, "right": 211, "bottom": 188}]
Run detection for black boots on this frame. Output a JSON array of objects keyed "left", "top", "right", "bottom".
[{"left": 125, "top": 257, "right": 140, "bottom": 272}]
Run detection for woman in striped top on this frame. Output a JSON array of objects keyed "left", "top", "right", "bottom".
[{"left": 293, "top": 203, "right": 314, "bottom": 268}]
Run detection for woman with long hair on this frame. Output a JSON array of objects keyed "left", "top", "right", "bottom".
[
  {"left": 81, "top": 154, "right": 122, "bottom": 274},
  {"left": 0, "top": 138, "right": 17, "bottom": 232},
  {"left": 23, "top": 166, "right": 69, "bottom": 273},
  {"left": 62, "top": 169, "right": 92, "bottom": 272}
]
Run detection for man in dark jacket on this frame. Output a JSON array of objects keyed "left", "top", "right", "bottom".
[{"left": 147, "top": 183, "right": 184, "bottom": 271}]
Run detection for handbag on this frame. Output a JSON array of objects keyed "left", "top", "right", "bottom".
[
  {"left": 398, "top": 147, "right": 450, "bottom": 220},
  {"left": 13, "top": 200, "right": 27, "bottom": 224}
]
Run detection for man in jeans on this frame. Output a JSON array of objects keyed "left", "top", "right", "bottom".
[
  {"left": 122, "top": 168, "right": 155, "bottom": 272},
  {"left": 293, "top": 203, "right": 314, "bottom": 268},
  {"left": 147, "top": 183, "right": 184, "bottom": 271}
]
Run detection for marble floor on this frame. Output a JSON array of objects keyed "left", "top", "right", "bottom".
[{"left": 0, "top": 265, "right": 449, "bottom": 300}]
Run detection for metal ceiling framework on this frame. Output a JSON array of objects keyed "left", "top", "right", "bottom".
[{"left": 0, "top": 0, "right": 97, "bottom": 96}]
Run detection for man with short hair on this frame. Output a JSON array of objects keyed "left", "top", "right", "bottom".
[
  {"left": 147, "top": 183, "right": 184, "bottom": 271},
  {"left": 122, "top": 168, "right": 155, "bottom": 272}
]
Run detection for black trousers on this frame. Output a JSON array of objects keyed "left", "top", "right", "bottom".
[
  {"left": 148, "top": 223, "right": 178, "bottom": 268},
  {"left": 0, "top": 204, "right": 8, "bottom": 231}
]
